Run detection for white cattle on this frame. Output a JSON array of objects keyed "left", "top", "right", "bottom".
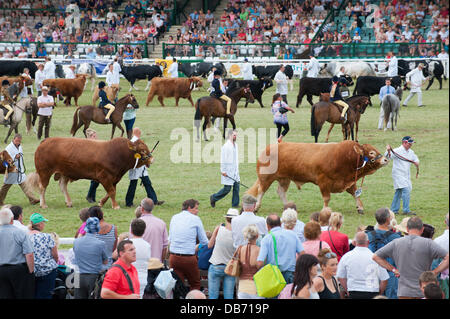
[{"left": 320, "top": 61, "right": 376, "bottom": 78}]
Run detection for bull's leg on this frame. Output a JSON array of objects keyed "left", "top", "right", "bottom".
[
  {"left": 58, "top": 176, "right": 72, "bottom": 207},
  {"left": 319, "top": 186, "right": 332, "bottom": 211},
  {"left": 99, "top": 182, "right": 120, "bottom": 209},
  {"left": 296, "top": 93, "right": 303, "bottom": 108},
  {"left": 346, "top": 184, "right": 364, "bottom": 214},
  {"left": 146, "top": 91, "right": 154, "bottom": 106},
  {"left": 157, "top": 96, "right": 165, "bottom": 106},
  {"left": 325, "top": 123, "right": 335, "bottom": 143},
  {"left": 187, "top": 95, "right": 194, "bottom": 107},
  {"left": 307, "top": 94, "right": 314, "bottom": 106},
  {"left": 145, "top": 80, "right": 151, "bottom": 91},
  {"left": 74, "top": 96, "right": 79, "bottom": 107},
  {"left": 425, "top": 76, "right": 434, "bottom": 90},
  {"left": 257, "top": 97, "right": 264, "bottom": 108},
  {"left": 38, "top": 173, "right": 51, "bottom": 209},
  {"left": 276, "top": 178, "right": 291, "bottom": 207}
]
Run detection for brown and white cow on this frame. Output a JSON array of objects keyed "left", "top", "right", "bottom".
[
  {"left": 247, "top": 140, "right": 388, "bottom": 214},
  {"left": 27, "top": 137, "right": 153, "bottom": 209},
  {"left": 43, "top": 74, "right": 87, "bottom": 107},
  {"left": 146, "top": 77, "right": 203, "bottom": 107}
]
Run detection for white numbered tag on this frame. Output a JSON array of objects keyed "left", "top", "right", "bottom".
[
  {"left": 355, "top": 188, "right": 362, "bottom": 198},
  {"left": 341, "top": 91, "right": 349, "bottom": 97}
]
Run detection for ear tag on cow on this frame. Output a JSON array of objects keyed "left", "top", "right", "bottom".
[
  {"left": 134, "top": 153, "right": 141, "bottom": 159},
  {"left": 355, "top": 188, "right": 362, "bottom": 198},
  {"left": 2, "top": 161, "right": 8, "bottom": 168}
]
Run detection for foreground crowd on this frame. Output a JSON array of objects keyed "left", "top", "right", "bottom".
[{"left": 0, "top": 194, "right": 448, "bottom": 300}]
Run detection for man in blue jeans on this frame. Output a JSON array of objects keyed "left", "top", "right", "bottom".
[
  {"left": 385, "top": 136, "right": 420, "bottom": 215},
  {"left": 210, "top": 129, "right": 240, "bottom": 208}
]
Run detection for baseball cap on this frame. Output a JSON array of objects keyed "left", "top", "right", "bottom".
[
  {"left": 30, "top": 213, "right": 49, "bottom": 224},
  {"left": 402, "top": 136, "right": 415, "bottom": 144}
]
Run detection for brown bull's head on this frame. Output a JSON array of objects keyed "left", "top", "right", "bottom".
[
  {"left": 353, "top": 143, "right": 389, "bottom": 173},
  {"left": 128, "top": 139, "right": 153, "bottom": 167},
  {"left": 189, "top": 77, "right": 203, "bottom": 89},
  {"left": 0, "top": 150, "right": 17, "bottom": 173}
]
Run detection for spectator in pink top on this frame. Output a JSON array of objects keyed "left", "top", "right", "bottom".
[
  {"left": 302, "top": 221, "right": 330, "bottom": 257},
  {"left": 130, "top": 198, "right": 168, "bottom": 262},
  {"left": 75, "top": 208, "right": 90, "bottom": 238}
]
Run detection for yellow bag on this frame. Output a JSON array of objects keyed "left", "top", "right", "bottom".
[{"left": 253, "top": 232, "right": 286, "bottom": 298}]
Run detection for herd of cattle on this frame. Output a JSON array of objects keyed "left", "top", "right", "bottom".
[{"left": 0, "top": 58, "right": 446, "bottom": 212}]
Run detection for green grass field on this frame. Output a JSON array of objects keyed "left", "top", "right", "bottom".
[{"left": 3, "top": 76, "right": 449, "bottom": 241}]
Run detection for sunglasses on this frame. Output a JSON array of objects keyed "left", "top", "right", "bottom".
[{"left": 324, "top": 252, "right": 337, "bottom": 259}]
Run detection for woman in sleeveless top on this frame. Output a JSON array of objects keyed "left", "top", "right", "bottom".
[
  {"left": 237, "top": 225, "right": 264, "bottom": 299},
  {"left": 314, "top": 248, "right": 342, "bottom": 299},
  {"left": 88, "top": 206, "right": 118, "bottom": 270},
  {"left": 279, "top": 254, "right": 320, "bottom": 299}
]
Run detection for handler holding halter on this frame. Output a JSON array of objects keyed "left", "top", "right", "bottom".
[{"left": 210, "top": 69, "right": 232, "bottom": 116}]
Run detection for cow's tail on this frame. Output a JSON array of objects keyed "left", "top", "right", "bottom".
[
  {"left": 22, "top": 172, "right": 41, "bottom": 196},
  {"left": 310, "top": 105, "right": 317, "bottom": 137},
  {"left": 246, "top": 177, "right": 260, "bottom": 197},
  {"left": 70, "top": 107, "right": 81, "bottom": 136}
]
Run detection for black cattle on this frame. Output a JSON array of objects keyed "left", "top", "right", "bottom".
[
  {"left": 398, "top": 59, "right": 445, "bottom": 90},
  {"left": 225, "top": 77, "right": 273, "bottom": 108},
  {"left": 55, "top": 64, "right": 65, "bottom": 78},
  {"left": 426, "top": 60, "right": 445, "bottom": 90},
  {"left": 296, "top": 75, "right": 354, "bottom": 108},
  {"left": 178, "top": 62, "right": 227, "bottom": 78},
  {"left": 252, "top": 65, "right": 294, "bottom": 79},
  {"left": 120, "top": 64, "right": 162, "bottom": 89},
  {"left": 353, "top": 76, "right": 402, "bottom": 105},
  {"left": 0, "top": 60, "right": 38, "bottom": 78}
]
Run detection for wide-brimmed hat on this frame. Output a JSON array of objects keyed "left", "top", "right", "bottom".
[
  {"left": 224, "top": 208, "right": 239, "bottom": 218},
  {"left": 395, "top": 217, "right": 410, "bottom": 233},
  {"left": 69, "top": 65, "right": 76, "bottom": 69},
  {"left": 148, "top": 258, "right": 164, "bottom": 270},
  {"left": 41, "top": 86, "right": 49, "bottom": 91}
]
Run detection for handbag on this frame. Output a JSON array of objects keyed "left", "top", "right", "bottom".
[
  {"left": 253, "top": 232, "right": 286, "bottom": 298},
  {"left": 154, "top": 269, "right": 177, "bottom": 299},
  {"left": 224, "top": 246, "right": 241, "bottom": 277}
]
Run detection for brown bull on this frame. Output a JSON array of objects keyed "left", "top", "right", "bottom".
[
  {"left": 146, "top": 77, "right": 203, "bottom": 107},
  {"left": 246, "top": 140, "right": 388, "bottom": 214},
  {"left": 43, "top": 74, "right": 87, "bottom": 107},
  {"left": 26, "top": 137, "right": 153, "bottom": 209}
]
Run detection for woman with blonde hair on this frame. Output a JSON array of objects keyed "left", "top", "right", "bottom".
[
  {"left": 237, "top": 224, "right": 263, "bottom": 299},
  {"left": 313, "top": 248, "right": 341, "bottom": 299},
  {"left": 320, "top": 212, "right": 349, "bottom": 261}
]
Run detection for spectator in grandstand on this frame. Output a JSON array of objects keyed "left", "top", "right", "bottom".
[
  {"left": 373, "top": 216, "right": 449, "bottom": 299},
  {"left": 320, "top": 212, "right": 349, "bottom": 261},
  {"left": 86, "top": 47, "right": 97, "bottom": 59},
  {"left": 100, "top": 239, "right": 140, "bottom": 299},
  {"left": 168, "top": 199, "right": 208, "bottom": 291},
  {"left": 73, "top": 216, "right": 108, "bottom": 299},
  {"left": 88, "top": 206, "right": 118, "bottom": 270},
  {"left": 28, "top": 212, "right": 59, "bottom": 299}
]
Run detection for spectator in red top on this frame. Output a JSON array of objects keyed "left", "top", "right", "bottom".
[
  {"left": 237, "top": 28, "right": 247, "bottom": 42},
  {"left": 320, "top": 212, "right": 349, "bottom": 261},
  {"left": 100, "top": 239, "right": 140, "bottom": 299}
]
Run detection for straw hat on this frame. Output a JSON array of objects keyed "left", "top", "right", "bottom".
[
  {"left": 395, "top": 217, "right": 410, "bottom": 234},
  {"left": 147, "top": 258, "right": 164, "bottom": 270}
]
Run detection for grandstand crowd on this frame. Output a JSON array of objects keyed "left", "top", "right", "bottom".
[{"left": 0, "top": 0, "right": 447, "bottom": 59}]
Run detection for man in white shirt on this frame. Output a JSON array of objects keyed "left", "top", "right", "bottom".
[
  {"left": 10, "top": 205, "right": 29, "bottom": 233},
  {"left": 167, "top": 58, "right": 178, "bottom": 78},
  {"left": 242, "top": 58, "right": 253, "bottom": 80},
  {"left": 337, "top": 232, "right": 390, "bottom": 299},
  {"left": 275, "top": 65, "right": 289, "bottom": 104},
  {"left": 43, "top": 56, "right": 56, "bottom": 80},
  {"left": 65, "top": 65, "right": 76, "bottom": 79},
  {"left": 306, "top": 54, "right": 320, "bottom": 78},
  {"left": 385, "top": 136, "right": 419, "bottom": 215},
  {"left": 402, "top": 63, "right": 429, "bottom": 107},
  {"left": 112, "top": 58, "right": 121, "bottom": 89},
  {"left": 402, "top": 26, "right": 412, "bottom": 41},
  {"left": 36, "top": 86, "right": 54, "bottom": 140},
  {"left": 210, "top": 129, "right": 240, "bottom": 208},
  {"left": 434, "top": 213, "right": 449, "bottom": 253},
  {"left": 105, "top": 64, "right": 115, "bottom": 88},
  {"left": 231, "top": 194, "right": 268, "bottom": 248},
  {"left": 35, "top": 64, "right": 46, "bottom": 96},
  {"left": 386, "top": 51, "right": 398, "bottom": 77}
]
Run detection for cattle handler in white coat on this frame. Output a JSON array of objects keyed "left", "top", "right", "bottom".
[
  {"left": 210, "top": 129, "right": 240, "bottom": 208},
  {"left": 306, "top": 54, "right": 320, "bottom": 78},
  {"left": 167, "top": 58, "right": 178, "bottom": 78},
  {"left": 0, "top": 134, "right": 40, "bottom": 206},
  {"left": 242, "top": 58, "right": 253, "bottom": 80},
  {"left": 385, "top": 136, "right": 419, "bottom": 216},
  {"left": 402, "top": 63, "right": 429, "bottom": 107}
]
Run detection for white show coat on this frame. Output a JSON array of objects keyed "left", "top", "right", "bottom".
[
  {"left": 4, "top": 142, "right": 26, "bottom": 184},
  {"left": 44, "top": 61, "right": 56, "bottom": 79},
  {"left": 220, "top": 139, "right": 239, "bottom": 186},
  {"left": 242, "top": 63, "right": 253, "bottom": 80},
  {"left": 106, "top": 71, "right": 114, "bottom": 87},
  {"left": 274, "top": 70, "right": 288, "bottom": 95},
  {"left": 387, "top": 56, "right": 398, "bottom": 77},
  {"left": 112, "top": 62, "right": 121, "bottom": 84},
  {"left": 406, "top": 68, "right": 427, "bottom": 92},
  {"left": 167, "top": 62, "right": 178, "bottom": 78},
  {"left": 35, "top": 69, "right": 46, "bottom": 92},
  {"left": 385, "top": 145, "right": 419, "bottom": 190},
  {"left": 307, "top": 57, "right": 320, "bottom": 77},
  {"left": 128, "top": 135, "right": 148, "bottom": 180},
  {"left": 65, "top": 68, "right": 76, "bottom": 79}
]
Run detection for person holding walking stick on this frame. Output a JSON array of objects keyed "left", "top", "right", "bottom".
[{"left": 210, "top": 129, "right": 240, "bottom": 208}]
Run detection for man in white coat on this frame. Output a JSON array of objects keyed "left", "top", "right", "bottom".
[
  {"left": 210, "top": 129, "right": 240, "bottom": 208},
  {"left": 0, "top": 134, "right": 40, "bottom": 206},
  {"left": 43, "top": 56, "right": 56, "bottom": 80},
  {"left": 65, "top": 65, "right": 76, "bottom": 79},
  {"left": 386, "top": 51, "right": 398, "bottom": 77},
  {"left": 275, "top": 65, "right": 289, "bottom": 104},
  {"left": 242, "top": 58, "right": 253, "bottom": 80},
  {"left": 306, "top": 54, "right": 320, "bottom": 78},
  {"left": 125, "top": 127, "right": 164, "bottom": 207},
  {"left": 112, "top": 57, "right": 121, "bottom": 89},
  {"left": 167, "top": 58, "right": 178, "bottom": 78},
  {"left": 35, "top": 63, "right": 46, "bottom": 96},
  {"left": 385, "top": 136, "right": 419, "bottom": 215},
  {"left": 402, "top": 63, "right": 429, "bottom": 107}
]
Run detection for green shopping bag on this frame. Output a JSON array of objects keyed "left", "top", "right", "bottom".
[{"left": 253, "top": 232, "right": 286, "bottom": 298}]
